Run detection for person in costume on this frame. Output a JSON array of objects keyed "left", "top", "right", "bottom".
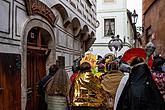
[
  {"left": 151, "top": 55, "right": 165, "bottom": 102},
  {"left": 80, "top": 52, "right": 97, "bottom": 75},
  {"left": 116, "top": 56, "right": 165, "bottom": 110},
  {"left": 145, "top": 41, "right": 156, "bottom": 69},
  {"left": 69, "top": 62, "right": 107, "bottom": 110},
  {"left": 45, "top": 68, "right": 69, "bottom": 110},
  {"left": 95, "top": 55, "right": 106, "bottom": 79},
  {"left": 114, "top": 45, "right": 156, "bottom": 110},
  {"left": 113, "top": 61, "right": 130, "bottom": 110},
  {"left": 95, "top": 63, "right": 106, "bottom": 79},
  {"left": 103, "top": 53, "right": 115, "bottom": 72},
  {"left": 38, "top": 64, "right": 59, "bottom": 110},
  {"left": 101, "top": 59, "right": 124, "bottom": 110},
  {"left": 70, "top": 57, "right": 82, "bottom": 83}
]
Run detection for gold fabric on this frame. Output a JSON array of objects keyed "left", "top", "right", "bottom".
[
  {"left": 101, "top": 70, "right": 123, "bottom": 98},
  {"left": 70, "top": 71, "right": 107, "bottom": 107},
  {"left": 95, "top": 72, "right": 104, "bottom": 78}
]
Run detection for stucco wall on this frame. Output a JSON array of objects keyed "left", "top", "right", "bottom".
[
  {"left": 91, "top": 0, "right": 132, "bottom": 57},
  {"left": 143, "top": 0, "right": 165, "bottom": 57}
]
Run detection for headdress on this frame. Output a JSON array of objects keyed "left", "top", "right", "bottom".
[
  {"left": 121, "top": 48, "right": 153, "bottom": 68},
  {"left": 104, "top": 53, "right": 115, "bottom": 63},
  {"left": 80, "top": 52, "right": 96, "bottom": 68}
]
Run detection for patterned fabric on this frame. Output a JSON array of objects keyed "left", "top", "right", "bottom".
[
  {"left": 45, "top": 68, "right": 69, "bottom": 96},
  {"left": 152, "top": 72, "right": 165, "bottom": 102}
]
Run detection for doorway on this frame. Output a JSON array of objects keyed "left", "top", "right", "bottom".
[
  {"left": 0, "top": 53, "right": 21, "bottom": 110},
  {"left": 26, "top": 27, "right": 51, "bottom": 110}
]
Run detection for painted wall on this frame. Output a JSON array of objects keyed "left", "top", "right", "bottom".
[
  {"left": 91, "top": 0, "right": 133, "bottom": 57},
  {"left": 143, "top": 0, "right": 165, "bottom": 57}
]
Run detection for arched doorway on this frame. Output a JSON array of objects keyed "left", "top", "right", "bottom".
[{"left": 26, "top": 27, "right": 51, "bottom": 110}]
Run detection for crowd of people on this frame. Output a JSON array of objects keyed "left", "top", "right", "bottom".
[{"left": 38, "top": 46, "right": 165, "bottom": 110}]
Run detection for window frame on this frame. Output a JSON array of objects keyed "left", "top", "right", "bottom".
[{"left": 104, "top": 18, "right": 115, "bottom": 37}]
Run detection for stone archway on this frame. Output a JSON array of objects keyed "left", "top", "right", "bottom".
[
  {"left": 72, "top": 17, "right": 81, "bottom": 36},
  {"left": 21, "top": 18, "right": 55, "bottom": 110},
  {"left": 81, "top": 25, "right": 89, "bottom": 41},
  {"left": 52, "top": 4, "right": 69, "bottom": 21},
  {"left": 26, "top": 27, "right": 52, "bottom": 110}
]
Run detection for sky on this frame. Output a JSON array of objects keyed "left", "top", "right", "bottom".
[{"left": 127, "top": 0, "right": 142, "bottom": 27}]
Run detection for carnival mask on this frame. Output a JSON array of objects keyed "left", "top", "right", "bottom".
[{"left": 145, "top": 41, "right": 156, "bottom": 57}]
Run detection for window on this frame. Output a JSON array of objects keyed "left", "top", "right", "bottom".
[
  {"left": 27, "top": 27, "right": 50, "bottom": 48},
  {"left": 104, "top": 19, "right": 115, "bottom": 36},
  {"left": 104, "top": 0, "right": 114, "bottom": 2},
  {"left": 85, "top": 0, "right": 92, "bottom": 7}
]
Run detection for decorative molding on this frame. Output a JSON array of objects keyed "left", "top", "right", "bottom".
[
  {"left": 0, "top": 41, "right": 20, "bottom": 46},
  {"left": 0, "top": 35, "right": 20, "bottom": 41},
  {"left": 63, "top": 18, "right": 71, "bottom": 28},
  {"left": 12, "top": 0, "right": 14, "bottom": 39},
  {"left": 15, "top": 6, "right": 26, "bottom": 37},
  {"left": 97, "top": 8, "right": 127, "bottom": 13},
  {"left": 59, "top": 0, "right": 96, "bottom": 31},
  {"left": 25, "top": 0, "right": 56, "bottom": 26},
  {"left": 80, "top": 2, "right": 84, "bottom": 8},
  {"left": 56, "top": 24, "right": 74, "bottom": 38},
  {"left": 15, "top": 0, "right": 25, "bottom": 7},
  {"left": 56, "top": 46, "right": 74, "bottom": 54},
  {"left": 70, "top": 1, "right": 76, "bottom": 9},
  {"left": 0, "top": 0, "right": 10, "bottom": 34},
  {"left": 77, "top": 5, "right": 82, "bottom": 15},
  {"left": 0, "top": 36, "right": 21, "bottom": 46}
]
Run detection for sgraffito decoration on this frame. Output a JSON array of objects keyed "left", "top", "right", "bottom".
[{"left": 25, "top": 0, "right": 56, "bottom": 26}]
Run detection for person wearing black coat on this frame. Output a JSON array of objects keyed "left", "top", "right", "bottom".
[
  {"left": 116, "top": 57, "right": 165, "bottom": 110},
  {"left": 38, "top": 64, "right": 59, "bottom": 110}
]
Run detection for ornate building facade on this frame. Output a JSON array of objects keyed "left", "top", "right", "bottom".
[{"left": 0, "top": 0, "right": 97, "bottom": 110}]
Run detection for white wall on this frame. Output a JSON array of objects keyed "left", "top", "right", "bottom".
[
  {"left": 91, "top": 0, "right": 129, "bottom": 57},
  {"left": 127, "top": 0, "right": 142, "bottom": 27},
  {"left": 97, "top": 0, "right": 127, "bottom": 11},
  {"left": 95, "top": 11, "right": 127, "bottom": 44}
]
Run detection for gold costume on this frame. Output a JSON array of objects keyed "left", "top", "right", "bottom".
[
  {"left": 70, "top": 71, "right": 107, "bottom": 107},
  {"left": 101, "top": 70, "right": 123, "bottom": 98}
]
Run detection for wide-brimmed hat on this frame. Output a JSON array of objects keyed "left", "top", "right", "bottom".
[{"left": 121, "top": 48, "right": 153, "bottom": 68}]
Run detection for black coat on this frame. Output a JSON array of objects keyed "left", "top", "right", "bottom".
[
  {"left": 38, "top": 73, "right": 53, "bottom": 110},
  {"left": 116, "top": 63, "right": 165, "bottom": 110}
]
